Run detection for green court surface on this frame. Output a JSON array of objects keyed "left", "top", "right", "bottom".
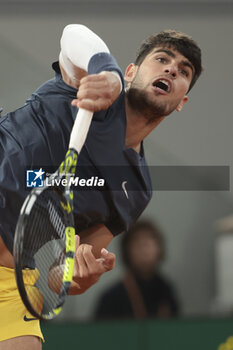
[{"left": 42, "top": 318, "right": 233, "bottom": 350}]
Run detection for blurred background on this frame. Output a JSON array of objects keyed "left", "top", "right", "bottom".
[{"left": 1, "top": 0, "right": 233, "bottom": 348}]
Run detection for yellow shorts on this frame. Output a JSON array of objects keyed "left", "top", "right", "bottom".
[{"left": 0, "top": 266, "right": 44, "bottom": 342}]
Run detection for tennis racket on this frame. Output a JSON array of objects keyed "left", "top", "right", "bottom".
[{"left": 13, "top": 108, "right": 93, "bottom": 320}]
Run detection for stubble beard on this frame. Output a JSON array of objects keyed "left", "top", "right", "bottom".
[{"left": 125, "top": 84, "right": 179, "bottom": 124}]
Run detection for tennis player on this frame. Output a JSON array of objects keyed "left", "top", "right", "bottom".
[{"left": 0, "top": 25, "right": 202, "bottom": 349}]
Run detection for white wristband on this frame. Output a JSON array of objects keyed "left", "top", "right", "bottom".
[{"left": 60, "top": 24, "right": 110, "bottom": 78}]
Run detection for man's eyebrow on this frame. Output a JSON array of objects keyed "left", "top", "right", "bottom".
[
  {"left": 153, "top": 48, "right": 194, "bottom": 73},
  {"left": 154, "top": 48, "right": 176, "bottom": 58}
]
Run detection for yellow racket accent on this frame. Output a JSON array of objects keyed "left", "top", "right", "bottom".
[
  {"left": 63, "top": 258, "right": 75, "bottom": 283},
  {"left": 53, "top": 307, "right": 62, "bottom": 316},
  {"left": 59, "top": 150, "right": 78, "bottom": 175},
  {"left": 43, "top": 306, "right": 62, "bottom": 320},
  {"left": 63, "top": 227, "right": 75, "bottom": 283},
  {"left": 65, "top": 227, "right": 75, "bottom": 253},
  {"left": 46, "top": 227, "right": 75, "bottom": 319},
  {"left": 61, "top": 201, "right": 72, "bottom": 214}
]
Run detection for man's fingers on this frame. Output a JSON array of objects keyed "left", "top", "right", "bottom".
[
  {"left": 77, "top": 99, "right": 112, "bottom": 112},
  {"left": 71, "top": 99, "right": 79, "bottom": 107},
  {"left": 73, "top": 235, "right": 80, "bottom": 277},
  {"left": 100, "top": 248, "right": 115, "bottom": 271},
  {"left": 77, "top": 89, "right": 111, "bottom": 103},
  {"left": 78, "top": 80, "right": 109, "bottom": 90},
  {"left": 71, "top": 71, "right": 121, "bottom": 112},
  {"left": 75, "top": 234, "right": 80, "bottom": 248},
  {"left": 75, "top": 244, "right": 101, "bottom": 278},
  {"left": 76, "top": 244, "right": 89, "bottom": 278},
  {"left": 81, "top": 244, "right": 97, "bottom": 269},
  {"left": 79, "top": 74, "right": 107, "bottom": 84},
  {"left": 71, "top": 98, "right": 111, "bottom": 111},
  {"left": 73, "top": 242, "right": 116, "bottom": 293}
]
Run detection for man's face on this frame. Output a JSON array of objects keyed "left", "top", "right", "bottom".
[{"left": 125, "top": 46, "right": 194, "bottom": 121}]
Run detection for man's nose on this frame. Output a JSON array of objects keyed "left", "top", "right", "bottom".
[{"left": 164, "top": 65, "right": 178, "bottom": 78}]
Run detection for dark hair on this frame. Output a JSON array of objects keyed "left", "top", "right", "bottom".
[
  {"left": 135, "top": 30, "right": 203, "bottom": 91},
  {"left": 121, "top": 220, "right": 165, "bottom": 269}
]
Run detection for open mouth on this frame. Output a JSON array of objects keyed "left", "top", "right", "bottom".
[{"left": 152, "top": 79, "right": 171, "bottom": 93}]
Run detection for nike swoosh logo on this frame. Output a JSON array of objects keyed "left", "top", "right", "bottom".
[
  {"left": 24, "top": 315, "right": 38, "bottom": 322},
  {"left": 122, "top": 181, "right": 129, "bottom": 199}
]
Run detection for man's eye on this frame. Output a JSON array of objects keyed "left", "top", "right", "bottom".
[
  {"left": 156, "top": 57, "right": 166, "bottom": 63},
  {"left": 180, "top": 69, "right": 189, "bottom": 77}
]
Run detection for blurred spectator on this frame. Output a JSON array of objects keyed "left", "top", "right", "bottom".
[{"left": 95, "top": 220, "right": 179, "bottom": 320}]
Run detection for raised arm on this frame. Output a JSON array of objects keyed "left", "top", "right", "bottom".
[{"left": 58, "top": 24, "right": 122, "bottom": 112}]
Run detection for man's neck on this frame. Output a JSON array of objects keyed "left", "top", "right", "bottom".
[{"left": 125, "top": 97, "right": 165, "bottom": 153}]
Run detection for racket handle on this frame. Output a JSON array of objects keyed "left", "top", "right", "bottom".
[{"left": 68, "top": 108, "right": 93, "bottom": 153}]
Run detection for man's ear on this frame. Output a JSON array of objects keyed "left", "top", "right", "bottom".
[
  {"left": 124, "top": 63, "right": 138, "bottom": 84},
  {"left": 176, "top": 95, "right": 189, "bottom": 112}
]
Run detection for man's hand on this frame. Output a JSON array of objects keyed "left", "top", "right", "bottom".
[
  {"left": 71, "top": 71, "right": 121, "bottom": 112},
  {"left": 69, "top": 235, "right": 115, "bottom": 295}
]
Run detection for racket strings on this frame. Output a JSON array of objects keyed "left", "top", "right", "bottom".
[
  {"left": 48, "top": 199, "right": 66, "bottom": 239},
  {"left": 21, "top": 188, "right": 70, "bottom": 317}
]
